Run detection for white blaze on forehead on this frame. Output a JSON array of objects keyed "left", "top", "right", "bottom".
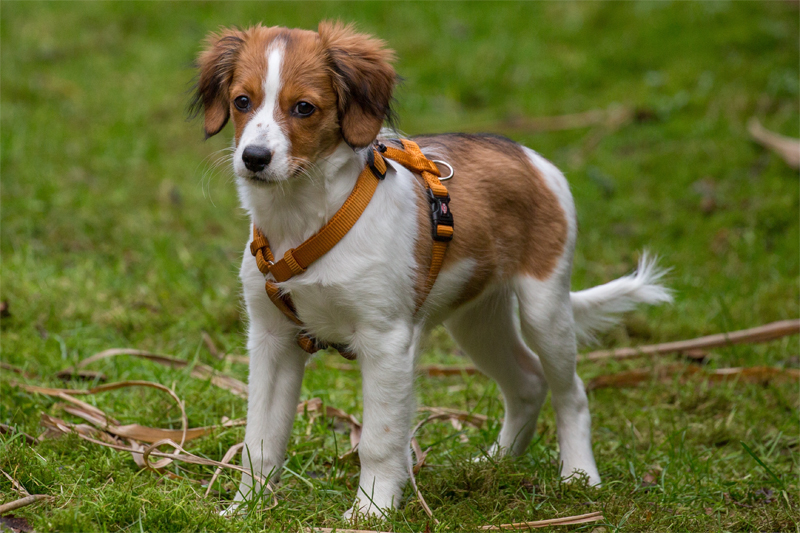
[
  {"left": 263, "top": 45, "right": 283, "bottom": 121},
  {"left": 234, "top": 41, "right": 290, "bottom": 180}
]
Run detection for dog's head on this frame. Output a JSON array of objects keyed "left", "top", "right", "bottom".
[{"left": 191, "top": 22, "right": 397, "bottom": 184}]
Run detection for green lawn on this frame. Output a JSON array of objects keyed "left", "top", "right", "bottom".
[{"left": 1, "top": 2, "right": 798, "bottom": 532}]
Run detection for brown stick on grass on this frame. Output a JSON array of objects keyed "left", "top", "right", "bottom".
[
  {"left": 581, "top": 319, "right": 800, "bottom": 362},
  {"left": 478, "top": 510, "right": 604, "bottom": 530},
  {"left": 0, "top": 494, "right": 50, "bottom": 514}
]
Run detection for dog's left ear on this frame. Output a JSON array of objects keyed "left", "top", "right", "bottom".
[
  {"left": 319, "top": 21, "right": 397, "bottom": 148},
  {"left": 191, "top": 28, "right": 246, "bottom": 138}
]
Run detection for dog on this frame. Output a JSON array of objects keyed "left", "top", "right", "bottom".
[{"left": 191, "top": 21, "right": 671, "bottom": 518}]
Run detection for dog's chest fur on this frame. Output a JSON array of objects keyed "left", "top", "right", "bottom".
[{"left": 239, "top": 150, "right": 430, "bottom": 346}]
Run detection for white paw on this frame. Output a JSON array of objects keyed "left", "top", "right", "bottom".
[
  {"left": 344, "top": 499, "right": 391, "bottom": 521},
  {"left": 561, "top": 468, "right": 602, "bottom": 487}
]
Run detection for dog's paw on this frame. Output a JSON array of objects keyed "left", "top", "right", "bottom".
[
  {"left": 561, "top": 467, "right": 602, "bottom": 488},
  {"left": 344, "top": 499, "right": 390, "bottom": 522}
]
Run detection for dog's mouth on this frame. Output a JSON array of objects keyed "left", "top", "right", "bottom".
[{"left": 240, "top": 170, "right": 283, "bottom": 186}]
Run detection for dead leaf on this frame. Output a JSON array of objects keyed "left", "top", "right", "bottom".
[
  {"left": 39, "top": 414, "right": 271, "bottom": 493},
  {"left": 15, "top": 379, "right": 189, "bottom": 457}
]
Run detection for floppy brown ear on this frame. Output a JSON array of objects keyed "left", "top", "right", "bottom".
[
  {"left": 191, "top": 29, "right": 246, "bottom": 138},
  {"left": 319, "top": 21, "right": 397, "bottom": 148}
]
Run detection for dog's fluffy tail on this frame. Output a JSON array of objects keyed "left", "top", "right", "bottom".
[{"left": 571, "top": 252, "right": 673, "bottom": 346}]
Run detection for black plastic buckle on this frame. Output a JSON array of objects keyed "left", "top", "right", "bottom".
[
  {"left": 366, "top": 149, "right": 386, "bottom": 180},
  {"left": 428, "top": 189, "right": 454, "bottom": 242}
]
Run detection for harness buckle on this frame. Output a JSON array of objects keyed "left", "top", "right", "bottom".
[
  {"left": 366, "top": 148, "right": 387, "bottom": 180},
  {"left": 427, "top": 189, "right": 454, "bottom": 242}
]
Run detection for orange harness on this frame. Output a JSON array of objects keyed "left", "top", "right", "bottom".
[{"left": 249, "top": 139, "right": 453, "bottom": 360}]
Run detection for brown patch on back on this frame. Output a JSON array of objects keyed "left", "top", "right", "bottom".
[{"left": 412, "top": 134, "right": 568, "bottom": 306}]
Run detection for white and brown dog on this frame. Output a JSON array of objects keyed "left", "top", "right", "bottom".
[{"left": 192, "top": 21, "right": 671, "bottom": 517}]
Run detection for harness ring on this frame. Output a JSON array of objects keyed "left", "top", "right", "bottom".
[{"left": 431, "top": 160, "right": 454, "bottom": 181}]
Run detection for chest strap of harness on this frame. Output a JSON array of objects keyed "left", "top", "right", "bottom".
[{"left": 249, "top": 139, "right": 453, "bottom": 360}]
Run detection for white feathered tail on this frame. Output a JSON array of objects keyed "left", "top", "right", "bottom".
[{"left": 571, "top": 253, "right": 673, "bottom": 346}]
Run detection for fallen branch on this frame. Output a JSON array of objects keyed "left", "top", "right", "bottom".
[
  {"left": 748, "top": 117, "right": 800, "bottom": 169},
  {"left": 581, "top": 319, "right": 800, "bottom": 362},
  {"left": 478, "top": 511, "right": 604, "bottom": 530},
  {"left": 0, "top": 494, "right": 50, "bottom": 514}
]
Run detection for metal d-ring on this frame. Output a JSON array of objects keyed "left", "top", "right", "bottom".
[{"left": 431, "top": 160, "right": 454, "bottom": 181}]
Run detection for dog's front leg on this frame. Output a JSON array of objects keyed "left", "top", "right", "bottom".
[
  {"left": 231, "top": 323, "right": 307, "bottom": 509},
  {"left": 346, "top": 324, "right": 419, "bottom": 520}
]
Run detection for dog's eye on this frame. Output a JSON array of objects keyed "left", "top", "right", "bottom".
[
  {"left": 233, "top": 96, "right": 251, "bottom": 112},
  {"left": 292, "top": 101, "right": 316, "bottom": 117}
]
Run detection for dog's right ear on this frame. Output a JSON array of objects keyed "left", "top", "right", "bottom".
[{"left": 190, "top": 29, "right": 246, "bottom": 138}]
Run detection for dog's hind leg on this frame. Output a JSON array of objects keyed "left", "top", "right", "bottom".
[
  {"left": 444, "top": 286, "right": 549, "bottom": 457},
  {"left": 514, "top": 273, "right": 601, "bottom": 486}
]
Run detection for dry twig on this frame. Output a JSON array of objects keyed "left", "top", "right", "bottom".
[
  {"left": 0, "top": 495, "right": 50, "bottom": 515},
  {"left": 478, "top": 510, "right": 604, "bottom": 530},
  {"left": 582, "top": 319, "right": 800, "bottom": 361}
]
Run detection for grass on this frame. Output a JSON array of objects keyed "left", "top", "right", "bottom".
[{"left": 1, "top": 2, "right": 798, "bottom": 532}]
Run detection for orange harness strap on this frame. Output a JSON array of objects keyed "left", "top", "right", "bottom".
[
  {"left": 382, "top": 139, "right": 453, "bottom": 311},
  {"left": 250, "top": 140, "right": 453, "bottom": 359}
]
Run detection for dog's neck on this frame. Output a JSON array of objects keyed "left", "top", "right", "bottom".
[{"left": 237, "top": 141, "right": 366, "bottom": 254}]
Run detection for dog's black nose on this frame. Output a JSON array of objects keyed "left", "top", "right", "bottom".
[{"left": 242, "top": 145, "right": 272, "bottom": 172}]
